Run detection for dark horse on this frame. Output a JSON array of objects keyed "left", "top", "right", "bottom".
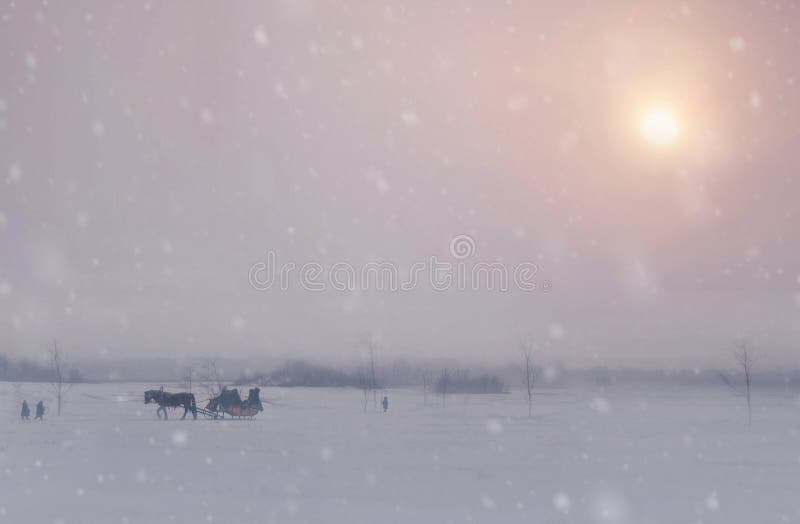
[{"left": 144, "top": 389, "right": 197, "bottom": 420}]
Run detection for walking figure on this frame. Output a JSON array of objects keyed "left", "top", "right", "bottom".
[
  {"left": 35, "top": 401, "right": 45, "bottom": 420},
  {"left": 20, "top": 400, "right": 30, "bottom": 420},
  {"left": 382, "top": 396, "right": 389, "bottom": 413}
]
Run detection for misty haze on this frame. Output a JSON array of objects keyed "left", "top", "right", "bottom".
[{"left": 1, "top": 1, "right": 799, "bottom": 523}]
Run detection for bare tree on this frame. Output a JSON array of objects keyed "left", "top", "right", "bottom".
[
  {"left": 734, "top": 341, "right": 755, "bottom": 425},
  {"left": 198, "top": 359, "right": 227, "bottom": 399},
  {"left": 182, "top": 365, "right": 194, "bottom": 393},
  {"left": 437, "top": 368, "right": 449, "bottom": 408},
  {"left": 719, "top": 340, "right": 757, "bottom": 425},
  {"left": 358, "top": 334, "right": 380, "bottom": 411},
  {"left": 421, "top": 369, "right": 429, "bottom": 406},
  {"left": 48, "top": 340, "right": 73, "bottom": 416},
  {"left": 368, "top": 342, "right": 378, "bottom": 411},
  {"left": 519, "top": 338, "right": 538, "bottom": 418},
  {"left": 355, "top": 366, "right": 370, "bottom": 412}
]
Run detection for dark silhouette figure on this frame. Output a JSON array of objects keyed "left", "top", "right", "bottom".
[
  {"left": 382, "top": 396, "right": 389, "bottom": 413},
  {"left": 20, "top": 400, "right": 30, "bottom": 420},
  {"left": 35, "top": 401, "right": 45, "bottom": 420}
]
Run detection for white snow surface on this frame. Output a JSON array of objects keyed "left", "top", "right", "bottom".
[{"left": 1, "top": 383, "right": 798, "bottom": 523}]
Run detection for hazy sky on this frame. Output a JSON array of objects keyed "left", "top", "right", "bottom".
[{"left": 1, "top": 1, "right": 799, "bottom": 366}]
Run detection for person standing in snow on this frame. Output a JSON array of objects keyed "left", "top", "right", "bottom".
[
  {"left": 382, "top": 396, "right": 389, "bottom": 413},
  {"left": 35, "top": 401, "right": 45, "bottom": 420},
  {"left": 20, "top": 400, "right": 30, "bottom": 420}
]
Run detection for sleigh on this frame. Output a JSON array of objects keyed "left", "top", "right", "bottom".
[{"left": 196, "top": 387, "right": 264, "bottom": 420}]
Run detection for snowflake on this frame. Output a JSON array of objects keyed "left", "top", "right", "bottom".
[
  {"left": 76, "top": 212, "right": 90, "bottom": 228},
  {"left": 590, "top": 490, "right": 629, "bottom": 523},
  {"left": 548, "top": 323, "right": 565, "bottom": 340},
  {"left": 171, "top": 431, "right": 188, "bottom": 447},
  {"left": 230, "top": 316, "right": 245, "bottom": 332},
  {"left": 6, "top": 164, "right": 22, "bottom": 185},
  {"left": 401, "top": 110, "right": 419, "bottom": 127},
  {"left": 749, "top": 90, "right": 762, "bottom": 111},
  {"left": 590, "top": 397, "right": 611, "bottom": 414},
  {"left": 506, "top": 95, "right": 529, "bottom": 113},
  {"left": 705, "top": 491, "right": 720, "bottom": 511},
  {"left": 553, "top": 492, "right": 571, "bottom": 514},
  {"left": 25, "top": 52, "right": 37, "bottom": 70},
  {"left": 486, "top": 419, "right": 504, "bottom": 435},
  {"left": 728, "top": 36, "right": 746, "bottom": 52},
  {"left": 253, "top": 25, "right": 269, "bottom": 46},
  {"left": 201, "top": 108, "right": 215, "bottom": 124},
  {"left": 135, "top": 469, "right": 148, "bottom": 484},
  {"left": 92, "top": 120, "right": 105, "bottom": 138},
  {"left": 375, "top": 177, "right": 389, "bottom": 194}
]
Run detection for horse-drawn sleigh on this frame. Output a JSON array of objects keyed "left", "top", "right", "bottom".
[
  {"left": 198, "top": 388, "right": 264, "bottom": 419},
  {"left": 145, "top": 387, "right": 263, "bottom": 420}
]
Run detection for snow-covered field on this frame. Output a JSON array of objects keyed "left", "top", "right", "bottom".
[{"left": 1, "top": 382, "right": 798, "bottom": 524}]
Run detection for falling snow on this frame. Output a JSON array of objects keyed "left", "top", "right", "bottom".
[{"left": 0, "top": 2, "right": 798, "bottom": 522}]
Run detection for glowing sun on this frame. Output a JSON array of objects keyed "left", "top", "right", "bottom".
[{"left": 641, "top": 107, "right": 679, "bottom": 147}]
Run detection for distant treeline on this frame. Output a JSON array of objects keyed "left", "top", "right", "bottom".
[
  {"left": 434, "top": 369, "right": 507, "bottom": 394},
  {"left": 12, "top": 353, "right": 800, "bottom": 391},
  {"left": 257, "top": 360, "right": 358, "bottom": 388},
  {"left": 229, "top": 359, "right": 800, "bottom": 392},
  {"left": 234, "top": 359, "right": 508, "bottom": 394},
  {"left": 0, "top": 354, "right": 83, "bottom": 382}
]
